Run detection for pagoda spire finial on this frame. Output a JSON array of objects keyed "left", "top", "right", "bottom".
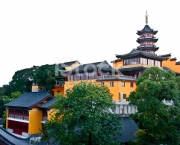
[{"left": 145, "top": 11, "right": 148, "bottom": 25}]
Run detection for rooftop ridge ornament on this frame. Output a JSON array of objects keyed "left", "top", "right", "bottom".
[{"left": 145, "top": 11, "right": 148, "bottom": 25}]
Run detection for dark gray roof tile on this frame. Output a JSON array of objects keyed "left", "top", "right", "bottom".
[
  {"left": 116, "top": 49, "right": 168, "bottom": 60},
  {"left": 176, "top": 61, "right": 180, "bottom": 65},
  {"left": 0, "top": 127, "right": 30, "bottom": 145},
  {"left": 118, "top": 117, "right": 139, "bottom": 143},
  {"left": 38, "top": 98, "right": 55, "bottom": 109},
  {"left": 5, "top": 92, "right": 52, "bottom": 109},
  {"left": 137, "top": 25, "right": 158, "bottom": 35},
  {"left": 160, "top": 53, "right": 171, "bottom": 57},
  {"left": 60, "top": 60, "right": 121, "bottom": 75},
  {"left": 119, "top": 66, "right": 147, "bottom": 72}
]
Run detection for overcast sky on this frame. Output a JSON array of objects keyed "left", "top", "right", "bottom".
[{"left": 0, "top": 0, "right": 180, "bottom": 86}]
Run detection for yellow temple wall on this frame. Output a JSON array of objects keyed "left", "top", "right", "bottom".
[
  {"left": 113, "top": 61, "right": 123, "bottom": 68},
  {"left": 53, "top": 80, "right": 97, "bottom": 97},
  {"left": 162, "top": 58, "right": 180, "bottom": 73},
  {"left": 52, "top": 86, "right": 65, "bottom": 97},
  {"left": 6, "top": 108, "right": 9, "bottom": 129},
  {"left": 28, "top": 108, "right": 42, "bottom": 134},
  {"left": 52, "top": 79, "right": 136, "bottom": 102},
  {"left": 96, "top": 81, "right": 136, "bottom": 101}
]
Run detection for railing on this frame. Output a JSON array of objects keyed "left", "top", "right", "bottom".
[
  {"left": 97, "top": 75, "right": 136, "bottom": 80},
  {"left": 114, "top": 99, "right": 174, "bottom": 116},
  {"left": 139, "top": 44, "right": 157, "bottom": 47},
  {"left": 8, "top": 114, "right": 29, "bottom": 121},
  {"left": 42, "top": 116, "right": 47, "bottom": 121},
  {"left": 162, "top": 99, "right": 174, "bottom": 106},
  {"left": 139, "top": 36, "right": 156, "bottom": 39},
  {"left": 114, "top": 101, "right": 137, "bottom": 116}
]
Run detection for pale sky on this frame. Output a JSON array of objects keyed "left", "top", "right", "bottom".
[{"left": 0, "top": 0, "right": 180, "bottom": 86}]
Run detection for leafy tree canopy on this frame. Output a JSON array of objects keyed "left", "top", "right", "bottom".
[
  {"left": 1, "top": 64, "right": 63, "bottom": 96},
  {"left": 0, "top": 98, "right": 4, "bottom": 118},
  {"left": 0, "top": 95, "right": 12, "bottom": 118},
  {"left": 43, "top": 82, "right": 122, "bottom": 145},
  {"left": 11, "top": 91, "right": 22, "bottom": 100},
  {"left": 0, "top": 87, "right": 6, "bottom": 96},
  {"left": 33, "top": 64, "right": 57, "bottom": 91},
  {"left": 128, "top": 67, "right": 180, "bottom": 144},
  {"left": 9, "top": 67, "right": 35, "bottom": 93}
]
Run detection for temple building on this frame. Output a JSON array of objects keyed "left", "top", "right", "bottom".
[
  {"left": 1, "top": 12, "right": 180, "bottom": 143},
  {"left": 112, "top": 12, "right": 180, "bottom": 78},
  {"left": 53, "top": 60, "right": 136, "bottom": 102},
  {"left": 4, "top": 92, "right": 54, "bottom": 136}
]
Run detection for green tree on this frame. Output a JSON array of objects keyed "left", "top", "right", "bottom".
[
  {"left": 0, "top": 95, "right": 11, "bottom": 118},
  {"left": 0, "top": 98, "right": 4, "bottom": 118},
  {"left": 0, "top": 87, "right": 6, "bottom": 96},
  {"left": 128, "top": 67, "right": 180, "bottom": 144},
  {"left": 43, "top": 82, "right": 122, "bottom": 145},
  {"left": 9, "top": 67, "right": 35, "bottom": 93},
  {"left": 11, "top": 91, "right": 22, "bottom": 99},
  {"left": 33, "top": 64, "right": 57, "bottom": 91}
]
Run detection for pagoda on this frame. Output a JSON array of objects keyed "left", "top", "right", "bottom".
[
  {"left": 112, "top": 11, "right": 168, "bottom": 78},
  {"left": 136, "top": 11, "right": 159, "bottom": 53}
]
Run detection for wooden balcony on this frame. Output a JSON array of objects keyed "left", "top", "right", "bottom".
[{"left": 8, "top": 114, "right": 29, "bottom": 121}]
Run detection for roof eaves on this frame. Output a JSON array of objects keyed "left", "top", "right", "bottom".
[
  {"left": 160, "top": 53, "right": 171, "bottom": 57},
  {"left": 38, "top": 98, "right": 55, "bottom": 109},
  {"left": 170, "top": 57, "right": 177, "bottom": 61},
  {"left": 141, "top": 52, "right": 168, "bottom": 60},
  {"left": 176, "top": 61, "right": 180, "bottom": 65},
  {"left": 29, "top": 94, "right": 53, "bottom": 109}
]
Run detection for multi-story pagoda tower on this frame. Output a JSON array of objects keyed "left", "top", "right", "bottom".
[{"left": 136, "top": 11, "right": 159, "bottom": 54}]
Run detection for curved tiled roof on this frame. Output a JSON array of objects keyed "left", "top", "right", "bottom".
[
  {"left": 5, "top": 92, "right": 52, "bottom": 109},
  {"left": 116, "top": 49, "right": 167, "bottom": 60},
  {"left": 38, "top": 98, "right": 55, "bottom": 109},
  {"left": 0, "top": 127, "right": 30, "bottom": 145},
  {"left": 159, "top": 53, "right": 171, "bottom": 57},
  {"left": 119, "top": 66, "right": 147, "bottom": 72},
  {"left": 60, "top": 60, "right": 122, "bottom": 75},
  {"left": 170, "top": 57, "right": 177, "bottom": 61},
  {"left": 176, "top": 61, "right": 180, "bottom": 65},
  {"left": 137, "top": 25, "right": 158, "bottom": 35}
]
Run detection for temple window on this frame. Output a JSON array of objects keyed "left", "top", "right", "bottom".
[
  {"left": 130, "top": 82, "right": 133, "bottom": 87},
  {"left": 85, "top": 73, "right": 88, "bottom": 80},
  {"left": 110, "top": 81, "right": 114, "bottom": 87},
  {"left": 89, "top": 72, "right": 97, "bottom": 79},
  {"left": 80, "top": 73, "right": 86, "bottom": 80},
  {"left": 123, "top": 94, "right": 127, "bottom": 99},
  {"left": 148, "top": 59, "right": 154, "bottom": 66},
  {"left": 155, "top": 60, "right": 161, "bottom": 67},
  {"left": 74, "top": 74, "right": 80, "bottom": 81},
  {"left": 71, "top": 74, "right": 74, "bottom": 81},
  {"left": 140, "top": 58, "right": 147, "bottom": 65},
  {"left": 121, "top": 82, "right": 125, "bottom": 87},
  {"left": 124, "top": 58, "right": 140, "bottom": 65},
  {"left": 68, "top": 75, "right": 70, "bottom": 81},
  {"left": 101, "top": 82, "right": 104, "bottom": 86}
]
